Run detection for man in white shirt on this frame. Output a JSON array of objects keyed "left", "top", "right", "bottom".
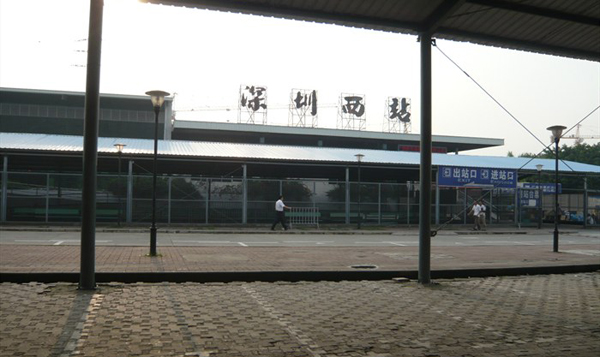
[
  {"left": 478, "top": 201, "right": 487, "bottom": 230},
  {"left": 271, "top": 195, "right": 291, "bottom": 231},
  {"left": 469, "top": 202, "right": 481, "bottom": 231}
]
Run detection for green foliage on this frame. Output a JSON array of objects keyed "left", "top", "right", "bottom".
[
  {"left": 520, "top": 143, "right": 600, "bottom": 189},
  {"left": 131, "top": 176, "right": 203, "bottom": 199},
  {"left": 326, "top": 183, "right": 405, "bottom": 202},
  {"left": 520, "top": 142, "right": 600, "bottom": 166}
]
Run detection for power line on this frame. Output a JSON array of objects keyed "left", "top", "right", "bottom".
[{"left": 434, "top": 43, "right": 549, "bottom": 150}]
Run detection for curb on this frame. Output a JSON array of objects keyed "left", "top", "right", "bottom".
[{"left": 2, "top": 265, "right": 598, "bottom": 284}]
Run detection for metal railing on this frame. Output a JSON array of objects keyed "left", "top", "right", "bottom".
[{"left": 287, "top": 207, "right": 320, "bottom": 229}]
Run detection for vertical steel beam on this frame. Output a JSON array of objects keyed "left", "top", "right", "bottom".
[
  {"left": 463, "top": 188, "right": 467, "bottom": 224},
  {"left": 553, "top": 140, "right": 560, "bottom": 252},
  {"left": 45, "top": 174, "right": 50, "bottom": 223},
  {"left": 345, "top": 167, "right": 350, "bottom": 224},
  {"left": 490, "top": 189, "right": 494, "bottom": 225},
  {"left": 583, "top": 177, "right": 588, "bottom": 229},
  {"left": 242, "top": 164, "right": 248, "bottom": 224},
  {"left": 205, "top": 178, "right": 210, "bottom": 224},
  {"left": 418, "top": 33, "right": 433, "bottom": 285},
  {"left": 515, "top": 188, "right": 519, "bottom": 227},
  {"left": 149, "top": 107, "right": 160, "bottom": 256},
  {"left": 167, "top": 177, "right": 172, "bottom": 225},
  {"left": 407, "top": 182, "right": 410, "bottom": 225},
  {"left": 1, "top": 156, "right": 7, "bottom": 222},
  {"left": 538, "top": 171, "right": 542, "bottom": 229},
  {"left": 79, "top": 0, "right": 104, "bottom": 290},
  {"left": 378, "top": 183, "right": 381, "bottom": 225},
  {"left": 126, "top": 160, "right": 133, "bottom": 223},
  {"left": 435, "top": 172, "right": 440, "bottom": 225}
]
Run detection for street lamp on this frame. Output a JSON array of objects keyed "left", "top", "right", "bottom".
[
  {"left": 547, "top": 125, "right": 566, "bottom": 252},
  {"left": 114, "top": 143, "right": 126, "bottom": 227},
  {"left": 536, "top": 164, "right": 543, "bottom": 229},
  {"left": 355, "top": 153, "right": 364, "bottom": 229},
  {"left": 146, "top": 90, "right": 170, "bottom": 256}
]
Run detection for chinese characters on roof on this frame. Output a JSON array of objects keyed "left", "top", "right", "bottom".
[
  {"left": 338, "top": 93, "right": 366, "bottom": 130},
  {"left": 385, "top": 97, "right": 411, "bottom": 134},
  {"left": 289, "top": 89, "right": 318, "bottom": 128},
  {"left": 239, "top": 85, "right": 268, "bottom": 124},
  {"left": 238, "top": 84, "right": 410, "bottom": 131}
]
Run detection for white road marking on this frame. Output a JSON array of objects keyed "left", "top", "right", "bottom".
[
  {"left": 385, "top": 241, "right": 407, "bottom": 246},
  {"left": 172, "top": 240, "right": 232, "bottom": 244},
  {"left": 238, "top": 242, "right": 248, "bottom": 247},
  {"left": 14, "top": 240, "right": 111, "bottom": 244}
]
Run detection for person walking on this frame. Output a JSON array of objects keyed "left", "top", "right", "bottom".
[
  {"left": 469, "top": 201, "right": 481, "bottom": 231},
  {"left": 271, "top": 195, "right": 291, "bottom": 231},
  {"left": 478, "top": 200, "right": 487, "bottom": 231}
]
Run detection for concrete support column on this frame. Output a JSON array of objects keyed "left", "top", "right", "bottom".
[
  {"left": 79, "top": 0, "right": 104, "bottom": 290},
  {"left": 418, "top": 32, "right": 433, "bottom": 285}
]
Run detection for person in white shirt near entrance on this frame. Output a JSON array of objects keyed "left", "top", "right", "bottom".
[
  {"left": 478, "top": 201, "right": 487, "bottom": 231},
  {"left": 271, "top": 195, "right": 291, "bottom": 231},
  {"left": 469, "top": 201, "right": 481, "bottom": 231}
]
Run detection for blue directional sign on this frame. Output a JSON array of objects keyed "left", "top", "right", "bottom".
[
  {"left": 521, "top": 182, "right": 562, "bottom": 194},
  {"left": 438, "top": 166, "right": 517, "bottom": 188}
]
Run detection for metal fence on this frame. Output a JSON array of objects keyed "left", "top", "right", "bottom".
[
  {"left": 287, "top": 207, "right": 320, "bottom": 229},
  {"left": 1, "top": 171, "right": 598, "bottom": 227}
]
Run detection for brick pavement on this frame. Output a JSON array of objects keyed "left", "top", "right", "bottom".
[
  {"left": 1, "top": 244, "right": 599, "bottom": 274},
  {"left": 1, "top": 273, "right": 599, "bottom": 357}
]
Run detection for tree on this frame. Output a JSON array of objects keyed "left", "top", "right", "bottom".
[
  {"left": 521, "top": 142, "right": 599, "bottom": 166},
  {"left": 520, "top": 143, "right": 600, "bottom": 189}
]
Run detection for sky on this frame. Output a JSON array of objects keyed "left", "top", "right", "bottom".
[{"left": 0, "top": 0, "right": 599, "bottom": 157}]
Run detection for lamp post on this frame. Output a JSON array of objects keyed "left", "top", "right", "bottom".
[
  {"left": 355, "top": 153, "right": 364, "bottom": 229},
  {"left": 547, "top": 125, "right": 566, "bottom": 252},
  {"left": 114, "top": 143, "right": 126, "bottom": 227},
  {"left": 146, "top": 90, "right": 170, "bottom": 257},
  {"left": 536, "top": 164, "right": 543, "bottom": 229}
]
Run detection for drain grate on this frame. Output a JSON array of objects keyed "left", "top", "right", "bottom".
[{"left": 350, "top": 264, "right": 378, "bottom": 269}]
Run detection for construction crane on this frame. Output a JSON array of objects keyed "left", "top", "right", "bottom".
[{"left": 560, "top": 124, "right": 600, "bottom": 145}]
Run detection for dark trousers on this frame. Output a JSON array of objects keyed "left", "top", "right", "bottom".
[{"left": 271, "top": 211, "right": 288, "bottom": 230}]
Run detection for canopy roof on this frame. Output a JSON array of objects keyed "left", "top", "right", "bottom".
[
  {"left": 2, "top": 133, "right": 598, "bottom": 174},
  {"left": 142, "top": 0, "right": 600, "bottom": 62}
]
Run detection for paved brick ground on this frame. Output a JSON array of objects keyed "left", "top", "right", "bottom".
[
  {"left": 1, "top": 244, "right": 599, "bottom": 273},
  {"left": 1, "top": 273, "right": 599, "bottom": 357}
]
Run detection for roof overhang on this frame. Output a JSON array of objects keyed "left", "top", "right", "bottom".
[
  {"left": 141, "top": 0, "right": 600, "bottom": 62},
  {"left": 173, "top": 120, "right": 504, "bottom": 152},
  {"left": 2, "top": 133, "right": 598, "bottom": 174}
]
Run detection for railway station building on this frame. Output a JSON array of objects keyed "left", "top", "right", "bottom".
[{"left": 1, "top": 87, "right": 599, "bottom": 227}]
